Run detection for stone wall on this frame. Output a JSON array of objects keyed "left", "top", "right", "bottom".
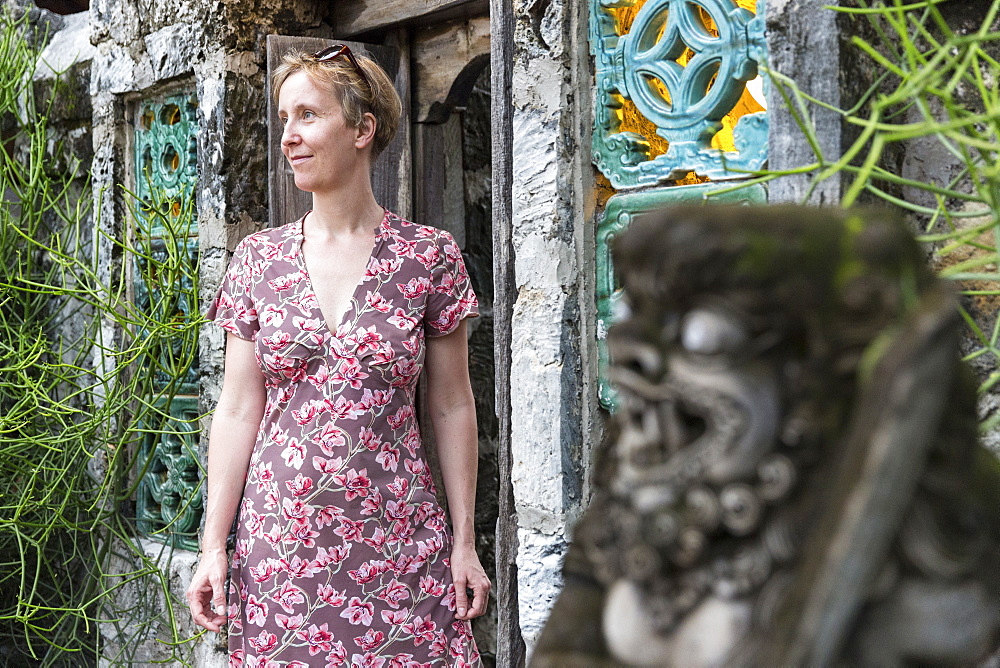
[{"left": 507, "top": 0, "right": 601, "bottom": 653}]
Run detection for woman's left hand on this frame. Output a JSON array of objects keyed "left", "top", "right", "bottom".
[{"left": 450, "top": 543, "right": 491, "bottom": 620}]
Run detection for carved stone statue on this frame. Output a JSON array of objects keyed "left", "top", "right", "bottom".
[{"left": 534, "top": 206, "right": 1000, "bottom": 666}]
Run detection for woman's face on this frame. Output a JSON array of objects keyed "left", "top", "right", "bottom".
[{"left": 277, "top": 70, "right": 369, "bottom": 195}]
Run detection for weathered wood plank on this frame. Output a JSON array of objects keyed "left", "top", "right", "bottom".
[
  {"left": 490, "top": 0, "right": 525, "bottom": 664},
  {"left": 412, "top": 16, "right": 491, "bottom": 122},
  {"left": 333, "top": 0, "right": 488, "bottom": 38},
  {"left": 266, "top": 35, "right": 405, "bottom": 227}
]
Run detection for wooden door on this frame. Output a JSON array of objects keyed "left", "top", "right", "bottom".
[{"left": 266, "top": 35, "right": 411, "bottom": 227}]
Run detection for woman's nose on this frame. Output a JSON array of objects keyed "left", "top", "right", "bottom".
[{"left": 281, "top": 122, "right": 298, "bottom": 147}]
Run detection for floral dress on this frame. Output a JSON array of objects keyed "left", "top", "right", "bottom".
[{"left": 207, "top": 210, "right": 481, "bottom": 668}]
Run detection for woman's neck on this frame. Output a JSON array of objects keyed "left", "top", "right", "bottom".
[{"left": 307, "top": 186, "right": 383, "bottom": 241}]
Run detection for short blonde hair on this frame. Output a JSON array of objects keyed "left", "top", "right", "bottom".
[{"left": 272, "top": 49, "right": 402, "bottom": 159}]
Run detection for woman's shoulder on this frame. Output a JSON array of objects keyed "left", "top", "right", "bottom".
[
  {"left": 233, "top": 220, "right": 300, "bottom": 255},
  {"left": 385, "top": 211, "right": 456, "bottom": 246}
]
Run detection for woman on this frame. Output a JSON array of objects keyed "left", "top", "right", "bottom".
[{"left": 186, "top": 46, "right": 489, "bottom": 667}]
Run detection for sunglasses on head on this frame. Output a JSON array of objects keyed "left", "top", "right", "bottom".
[{"left": 311, "top": 45, "right": 372, "bottom": 91}]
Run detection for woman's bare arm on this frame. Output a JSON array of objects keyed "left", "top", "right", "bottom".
[
  {"left": 424, "top": 319, "right": 491, "bottom": 620},
  {"left": 186, "top": 334, "right": 266, "bottom": 632}
]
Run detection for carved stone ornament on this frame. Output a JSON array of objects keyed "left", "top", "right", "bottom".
[
  {"left": 590, "top": 0, "right": 768, "bottom": 188},
  {"left": 534, "top": 206, "right": 1000, "bottom": 666}
]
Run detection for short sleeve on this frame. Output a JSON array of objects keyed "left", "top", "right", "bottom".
[
  {"left": 425, "top": 231, "right": 479, "bottom": 337},
  {"left": 205, "top": 237, "right": 259, "bottom": 340}
]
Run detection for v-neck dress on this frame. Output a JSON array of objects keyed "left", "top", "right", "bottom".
[{"left": 207, "top": 210, "right": 481, "bottom": 667}]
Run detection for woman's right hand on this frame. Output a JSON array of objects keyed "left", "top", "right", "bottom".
[{"left": 186, "top": 547, "right": 229, "bottom": 632}]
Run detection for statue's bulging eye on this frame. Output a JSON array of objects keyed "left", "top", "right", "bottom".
[{"left": 680, "top": 309, "right": 748, "bottom": 355}]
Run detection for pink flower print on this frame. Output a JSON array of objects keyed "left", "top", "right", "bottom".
[
  {"left": 246, "top": 658, "right": 281, "bottom": 668},
  {"left": 315, "top": 504, "right": 343, "bottom": 529},
  {"left": 359, "top": 427, "right": 381, "bottom": 451},
  {"left": 389, "top": 238, "right": 418, "bottom": 258},
  {"left": 325, "top": 395, "right": 362, "bottom": 420},
  {"left": 430, "top": 301, "right": 462, "bottom": 334},
  {"left": 314, "top": 543, "right": 351, "bottom": 567},
  {"left": 366, "top": 257, "right": 403, "bottom": 277},
  {"left": 390, "top": 358, "right": 420, "bottom": 387},
  {"left": 292, "top": 315, "right": 323, "bottom": 332},
  {"left": 354, "top": 628, "right": 386, "bottom": 651},
  {"left": 314, "top": 422, "right": 347, "bottom": 456},
  {"left": 361, "top": 489, "right": 384, "bottom": 516},
  {"left": 261, "top": 330, "right": 292, "bottom": 352},
  {"left": 402, "top": 335, "right": 420, "bottom": 356},
  {"left": 339, "top": 597, "right": 375, "bottom": 626},
  {"left": 425, "top": 512, "right": 447, "bottom": 532},
  {"left": 332, "top": 468, "right": 371, "bottom": 500},
  {"left": 371, "top": 343, "right": 396, "bottom": 365},
  {"left": 287, "top": 662, "right": 310, "bottom": 668},
  {"left": 296, "top": 622, "right": 334, "bottom": 656},
  {"left": 390, "top": 518, "right": 416, "bottom": 545},
  {"left": 386, "top": 499, "right": 415, "bottom": 522},
  {"left": 443, "top": 241, "right": 462, "bottom": 263},
  {"left": 405, "top": 457, "right": 434, "bottom": 489},
  {"left": 245, "top": 510, "right": 264, "bottom": 537},
  {"left": 331, "top": 357, "right": 368, "bottom": 390},
  {"left": 249, "top": 560, "right": 276, "bottom": 584},
  {"left": 416, "top": 535, "right": 444, "bottom": 559},
  {"left": 419, "top": 575, "right": 445, "bottom": 597},
  {"left": 291, "top": 399, "right": 325, "bottom": 426},
  {"left": 282, "top": 522, "right": 319, "bottom": 548},
  {"left": 388, "top": 653, "right": 415, "bottom": 668},
  {"left": 275, "top": 612, "right": 304, "bottom": 630},
  {"left": 365, "top": 291, "right": 392, "bottom": 313},
  {"left": 229, "top": 649, "right": 244, "bottom": 668},
  {"left": 435, "top": 270, "right": 456, "bottom": 295},
  {"left": 261, "top": 523, "right": 282, "bottom": 547},
  {"left": 281, "top": 496, "right": 314, "bottom": 523},
  {"left": 312, "top": 455, "right": 344, "bottom": 474},
  {"left": 282, "top": 554, "right": 322, "bottom": 578},
  {"left": 357, "top": 388, "right": 394, "bottom": 412},
  {"left": 414, "top": 245, "right": 440, "bottom": 269},
  {"left": 307, "top": 364, "right": 330, "bottom": 388},
  {"left": 271, "top": 581, "right": 304, "bottom": 614},
  {"left": 348, "top": 559, "right": 384, "bottom": 585},
  {"left": 245, "top": 594, "right": 268, "bottom": 627},
  {"left": 259, "top": 304, "right": 287, "bottom": 327},
  {"left": 247, "top": 629, "right": 278, "bottom": 654},
  {"left": 327, "top": 543, "right": 352, "bottom": 564},
  {"left": 375, "top": 442, "right": 400, "bottom": 472},
  {"left": 448, "top": 636, "right": 466, "bottom": 659},
  {"left": 282, "top": 438, "right": 306, "bottom": 469},
  {"left": 317, "top": 584, "right": 347, "bottom": 606},
  {"left": 403, "top": 425, "right": 421, "bottom": 457},
  {"left": 325, "top": 641, "right": 348, "bottom": 667},
  {"left": 335, "top": 517, "right": 365, "bottom": 543},
  {"left": 378, "top": 579, "right": 411, "bottom": 609},
  {"left": 267, "top": 272, "right": 304, "bottom": 292},
  {"left": 382, "top": 609, "right": 408, "bottom": 626},
  {"left": 390, "top": 552, "right": 424, "bottom": 576},
  {"left": 253, "top": 461, "right": 274, "bottom": 492},
  {"left": 364, "top": 526, "right": 388, "bottom": 550},
  {"left": 401, "top": 616, "right": 437, "bottom": 646},
  {"left": 440, "top": 584, "right": 457, "bottom": 611},
  {"left": 285, "top": 473, "right": 314, "bottom": 497},
  {"left": 351, "top": 325, "right": 383, "bottom": 353},
  {"left": 254, "top": 238, "right": 282, "bottom": 260},
  {"left": 350, "top": 653, "right": 387, "bottom": 668},
  {"left": 397, "top": 276, "right": 433, "bottom": 299},
  {"left": 387, "top": 476, "right": 409, "bottom": 499},
  {"left": 388, "top": 308, "right": 418, "bottom": 332},
  {"left": 387, "top": 405, "right": 415, "bottom": 430}
]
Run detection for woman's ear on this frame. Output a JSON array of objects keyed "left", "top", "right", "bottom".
[{"left": 355, "top": 112, "right": 377, "bottom": 150}]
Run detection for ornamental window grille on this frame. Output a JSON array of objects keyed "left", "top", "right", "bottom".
[
  {"left": 591, "top": 0, "right": 769, "bottom": 408},
  {"left": 133, "top": 92, "right": 203, "bottom": 550}
]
